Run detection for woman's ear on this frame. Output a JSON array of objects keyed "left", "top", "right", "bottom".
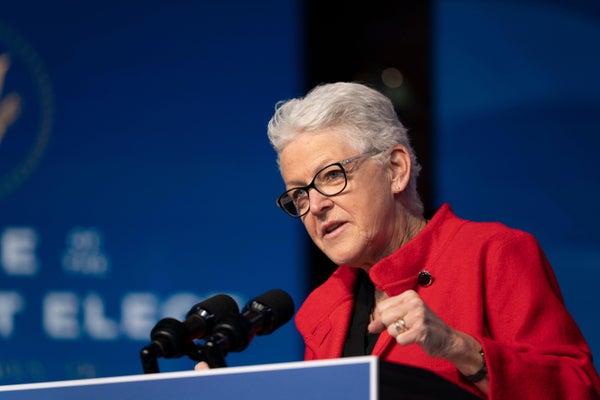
[{"left": 388, "top": 145, "right": 411, "bottom": 193}]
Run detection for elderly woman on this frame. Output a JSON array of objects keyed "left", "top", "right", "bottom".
[{"left": 267, "top": 82, "right": 600, "bottom": 399}]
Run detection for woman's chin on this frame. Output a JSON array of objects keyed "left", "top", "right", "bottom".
[{"left": 326, "top": 251, "right": 365, "bottom": 268}]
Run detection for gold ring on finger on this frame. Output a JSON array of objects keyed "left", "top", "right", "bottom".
[{"left": 393, "top": 317, "right": 408, "bottom": 334}]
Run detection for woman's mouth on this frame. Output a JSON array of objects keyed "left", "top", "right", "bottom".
[{"left": 322, "top": 221, "right": 345, "bottom": 237}]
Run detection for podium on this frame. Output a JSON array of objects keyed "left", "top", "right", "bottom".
[{"left": 0, "top": 356, "right": 481, "bottom": 399}]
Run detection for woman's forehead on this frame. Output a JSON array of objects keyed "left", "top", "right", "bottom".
[
  {"left": 282, "top": 129, "right": 355, "bottom": 156},
  {"left": 279, "top": 131, "right": 356, "bottom": 183}
]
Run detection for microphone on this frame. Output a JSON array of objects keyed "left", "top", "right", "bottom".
[
  {"left": 241, "top": 288, "right": 295, "bottom": 336},
  {"left": 204, "top": 289, "right": 295, "bottom": 358},
  {"left": 142, "top": 293, "right": 239, "bottom": 360}
]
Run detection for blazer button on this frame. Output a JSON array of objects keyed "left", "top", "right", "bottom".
[{"left": 417, "top": 270, "right": 433, "bottom": 287}]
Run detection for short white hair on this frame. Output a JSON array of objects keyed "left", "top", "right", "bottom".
[{"left": 267, "top": 82, "right": 423, "bottom": 215}]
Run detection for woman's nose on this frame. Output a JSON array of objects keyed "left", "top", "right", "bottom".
[{"left": 307, "top": 188, "right": 333, "bottom": 215}]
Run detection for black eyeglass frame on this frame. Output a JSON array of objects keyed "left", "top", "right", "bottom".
[{"left": 276, "top": 151, "right": 380, "bottom": 218}]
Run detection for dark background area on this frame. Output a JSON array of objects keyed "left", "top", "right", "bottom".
[{"left": 304, "top": 1, "right": 433, "bottom": 289}]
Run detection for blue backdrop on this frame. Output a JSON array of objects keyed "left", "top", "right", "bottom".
[
  {"left": 1, "top": 1, "right": 304, "bottom": 384},
  {"left": 434, "top": 0, "right": 600, "bottom": 368}
]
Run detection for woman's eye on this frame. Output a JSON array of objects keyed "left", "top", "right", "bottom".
[
  {"left": 292, "top": 189, "right": 308, "bottom": 201},
  {"left": 323, "top": 169, "right": 343, "bottom": 182}
]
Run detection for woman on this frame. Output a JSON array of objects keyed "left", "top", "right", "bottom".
[{"left": 267, "top": 82, "right": 600, "bottom": 399}]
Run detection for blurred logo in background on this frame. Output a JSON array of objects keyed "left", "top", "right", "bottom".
[{"left": 0, "top": 23, "right": 54, "bottom": 198}]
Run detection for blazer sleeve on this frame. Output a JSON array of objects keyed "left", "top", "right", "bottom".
[{"left": 479, "top": 230, "right": 600, "bottom": 399}]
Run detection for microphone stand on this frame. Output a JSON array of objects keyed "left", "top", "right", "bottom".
[
  {"left": 140, "top": 338, "right": 228, "bottom": 373},
  {"left": 140, "top": 342, "right": 162, "bottom": 374},
  {"left": 187, "top": 312, "right": 250, "bottom": 369},
  {"left": 187, "top": 341, "right": 228, "bottom": 369}
]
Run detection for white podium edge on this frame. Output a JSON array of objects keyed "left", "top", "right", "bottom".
[{"left": 0, "top": 355, "right": 379, "bottom": 399}]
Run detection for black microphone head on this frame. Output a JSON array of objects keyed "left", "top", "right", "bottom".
[
  {"left": 184, "top": 294, "right": 239, "bottom": 341},
  {"left": 186, "top": 293, "right": 239, "bottom": 320},
  {"left": 243, "top": 289, "right": 295, "bottom": 335},
  {"left": 149, "top": 317, "right": 190, "bottom": 358}
]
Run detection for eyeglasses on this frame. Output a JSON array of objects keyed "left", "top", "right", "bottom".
[{"left": 276, "top": 151, "right": 379, "bottom": 218}]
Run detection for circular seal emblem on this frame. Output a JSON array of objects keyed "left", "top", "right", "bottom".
[{"left": 0, "top": 23, "right": 54, "bottom": 198}]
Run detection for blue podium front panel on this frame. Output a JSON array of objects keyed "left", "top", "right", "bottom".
[{"left": 0, "top": 357, "right": 378, "bottom": 400}]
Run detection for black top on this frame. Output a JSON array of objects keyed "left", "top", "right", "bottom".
[{"left": 342, "top": 270, "right": 381, "bottom": 356}]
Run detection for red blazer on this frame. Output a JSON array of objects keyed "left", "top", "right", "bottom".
[{"left": 295, "top": 204, "right": 600, "bottom": 399}]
